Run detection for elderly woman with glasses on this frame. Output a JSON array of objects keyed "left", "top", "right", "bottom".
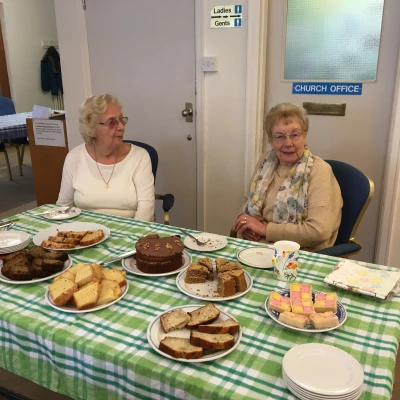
[
  {"left": 234, "top": 102, "right": 342, "bottom": 252},
  {"left": 57, "top": 93, "right": 155, "bottom": 220}
]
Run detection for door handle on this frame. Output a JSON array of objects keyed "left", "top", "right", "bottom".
[{"left": 181, "top": 102, "right": 193, "bottom": 122}]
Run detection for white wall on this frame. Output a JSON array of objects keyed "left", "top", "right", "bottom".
[
  {"left": 53, "top": 0, "right": 91, "bottom": 150},
  {"left": 202, "top": 0, "right": 249, "bottom": 234},
  {"left": 377, "top": 48, "right": 400, "bottom": 268},
  {"left": 0, "top": 0, "right": 58, "bottom": 112}
]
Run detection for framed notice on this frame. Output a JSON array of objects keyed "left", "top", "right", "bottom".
[
  {"left": 27, "top": 118, "right": 69, "bottom": 205},
  {"left": 32, "top": 119, "right": 66, "bottom": 147}
]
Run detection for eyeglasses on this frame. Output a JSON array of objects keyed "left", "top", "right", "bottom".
[
  {"left": 271, "top": 131, "right": 303, "bottom": 143},
  {"left": 98, "top": 117, "right": 129, "bottom": 129}
]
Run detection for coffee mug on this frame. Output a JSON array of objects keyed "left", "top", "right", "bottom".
[{"left": 272, "top": 240, "right": 300, "bottom": 282}]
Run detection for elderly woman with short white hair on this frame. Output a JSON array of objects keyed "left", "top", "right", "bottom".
[
  {"left": 57, "top": 93, "right": 155, "bottom": 220},
  {"left": 234, "top": 102, "right": 343, "bottom": 252}
]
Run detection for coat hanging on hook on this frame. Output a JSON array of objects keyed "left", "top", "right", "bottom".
[{"left": 41, "top": 46, "right": 63, "bottom": 96}]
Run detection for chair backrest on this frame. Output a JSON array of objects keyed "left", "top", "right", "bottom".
[
  {"left": 123, "top": 140, "right": 158, "bottom": 181},
  {"left": 325, "top": 160, "right": 374, "bottom": 246},
  {"left": 0, "top": 96, "right": 16, "bottom": 116}
]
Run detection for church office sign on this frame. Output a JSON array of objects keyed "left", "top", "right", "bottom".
[{"left": 292, "top": 82, "right": 363, "bottom": 95}]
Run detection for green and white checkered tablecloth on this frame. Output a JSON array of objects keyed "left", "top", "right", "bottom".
[{"left": 0, "top": 205, "right": 399, "bottom": 400}]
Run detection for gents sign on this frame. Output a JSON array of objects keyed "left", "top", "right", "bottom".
[
  {"left": 292, "top": 82, "right": 363, "bottom": 95},
  {"left": 210, "top": 5, "right": 243, "bottom": 28}
]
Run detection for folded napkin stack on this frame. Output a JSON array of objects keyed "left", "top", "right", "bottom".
[{"left": 324, "top": 260, "right": 400, "bottom": 300}]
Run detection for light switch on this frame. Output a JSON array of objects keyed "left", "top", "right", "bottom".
[{"left": 201, "top": 56, "right": 218, "bottom": 72}]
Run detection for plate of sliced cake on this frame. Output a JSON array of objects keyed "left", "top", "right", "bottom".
[
  {"left": 265, "top": 284, "right": 347, "bottom": 333},
  {"left": 33, "top": 222, "right": 110, "bottom": 250},
  {"left": 45, "top": 264, "right": 128, "bottom": 313},
  {"left": 176, "top": 256, "right": 253, "bottom": 301},
  {"left": 147, "top": 303, "right": 242, "bottom": 362},
  {"left": 0, "top": 246, "right": 72, "bottom": 284}
]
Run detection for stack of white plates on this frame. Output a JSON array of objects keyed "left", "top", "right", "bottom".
[
  {"left": 0, "top": 230, "right": 30, "bottom": 254},
  {"left": 283, "top": 343, "right": 364, "bottom": 400}
]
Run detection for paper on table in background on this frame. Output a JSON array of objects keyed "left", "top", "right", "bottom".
[
  {"left": 32, "top": 119, "right": 66, "bottom": 147},
  {"left": 32, "top": 105, "right": 51, "bottom": 119},
  {"left": 324, "top": 259, "right": 400, "bottom": 300}
]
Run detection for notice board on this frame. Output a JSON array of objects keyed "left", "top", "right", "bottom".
[{"left": 26, "top": 118, "right": 69, "bottom": 206}]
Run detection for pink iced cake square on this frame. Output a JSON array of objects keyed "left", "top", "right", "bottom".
[
  {"left": 269, "top": 292, "right": 291, "bottom": 313},
  {"left": 290, "top": 283, "right": 312, "bottom": 301},
  {"left": 309, "top": 311, "right": 339, "bottom": 329},
  {"left": 278, "top": 311, "right": 309, "bottom": 329},
  {"left": 290, "top": 298, "right": 315, "bottom": 316},
  {"left": 314, "top": 293, "right": 338, "bottom": 313}
]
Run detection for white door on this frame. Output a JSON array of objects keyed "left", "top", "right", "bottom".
[
  {"left": 85, "top": 0, "right": 196, "bottom": 228},
  {"left": 265, "top": 0, "right": 400, "bottom": 263}
]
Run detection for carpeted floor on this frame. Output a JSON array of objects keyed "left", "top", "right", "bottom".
[{"left": 0, "top": 143, "right": 37, "bottom": 217}]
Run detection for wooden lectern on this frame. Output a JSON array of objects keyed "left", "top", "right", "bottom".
[{"left": 26, "top": 117, "right": 69, "bottom": 206}]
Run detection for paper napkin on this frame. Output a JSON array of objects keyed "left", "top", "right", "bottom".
[{"left": 324, "top": 260, "right": 400, "bottom": 300}]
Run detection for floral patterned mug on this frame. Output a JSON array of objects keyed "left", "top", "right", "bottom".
[{"left": 272, "top": 240, "right": 300, "bottom": 281}]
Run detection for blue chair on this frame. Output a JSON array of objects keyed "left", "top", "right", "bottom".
[
  {"left": 123, "top": 140, "right": 174, "bottom": 225},
  {"left": 316, "top": 160, "right": 374, "bottom": 258},
  {"left": 0, "top": 96, "right": 16, "bottom": 116},
  {"left": 0, "top": 96, "right": 15, "bottom": 180},
  {"left": 0, "top": 96, "right": 28, "bottom": 176}
]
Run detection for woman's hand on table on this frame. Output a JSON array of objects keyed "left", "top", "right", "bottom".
[
  {"left": 242, "top": 229, "right": 261, "bottom": 242},
  {"left": 234, "top": 214, "right": 267, "bottom": 241}
]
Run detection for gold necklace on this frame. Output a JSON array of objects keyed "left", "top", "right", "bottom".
[{"left": 93, "top": 143, "right": 120, "bottom": 190}]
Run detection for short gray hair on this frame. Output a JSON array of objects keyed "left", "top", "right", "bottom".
[
  {"left": 264, "top": 103, "right": 309, "bottom": 140},
  {"left": 79, "top": 94, "right": 123, "bottom": 143}
]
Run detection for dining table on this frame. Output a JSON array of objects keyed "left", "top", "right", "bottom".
[
  {"left": 0, "top": 204, "right": 399, "bottom": 400},
  {"left": 0, "top": 112, "right": 32, "bottom": 141}
]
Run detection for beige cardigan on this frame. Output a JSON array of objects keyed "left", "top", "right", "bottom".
[{"left": 242, "top": 155, "right": 343, "bottom": 252}]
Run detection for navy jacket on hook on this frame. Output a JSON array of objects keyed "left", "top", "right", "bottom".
[{"left": 41, "top": 46, "right": 63, "bottom": 96}]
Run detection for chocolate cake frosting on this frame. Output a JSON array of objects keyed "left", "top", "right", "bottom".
[{"left": 135, "top": 234, "right": 184, "bottom": 273}]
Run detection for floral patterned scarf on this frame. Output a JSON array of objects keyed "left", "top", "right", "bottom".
[{"left": 243, "top": 148, "right": 313, "bottom": 224}]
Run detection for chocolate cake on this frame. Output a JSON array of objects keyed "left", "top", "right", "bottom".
[{"left": 135, "top": 234, "right": 183, "bottom": 273}]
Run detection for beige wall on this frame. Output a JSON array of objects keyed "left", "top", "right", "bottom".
[{"left": 0, "top": 0, "right": 58, "bottom": 112}]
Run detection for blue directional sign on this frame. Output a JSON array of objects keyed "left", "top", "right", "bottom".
[
  {"left": 210, "top": 5, "right": 243, "bottom": 29},
  {"left": 292, "top": 82, "right": 363, "bottom": 95}
]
